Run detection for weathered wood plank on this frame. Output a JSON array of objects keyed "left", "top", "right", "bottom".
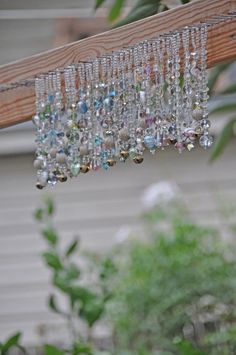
[{"left": 0, "top": 0, "right": 236, "bottom": 128}]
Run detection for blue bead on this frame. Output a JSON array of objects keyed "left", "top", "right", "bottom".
[
  {"left": 102, "top": 162, "right": 109, "bottom": 170},
  {"left": 103, "top": 97, "right": 113, "bottom": 112},
  {"left": 77, "top": 101, "right": 88, "bottom": 114},
  {"left": 94, "top": 99, "right": 102, "bottom": 109},
  {"left": 49, "top": 129, "right": 57, "bottom": 137},
  {"left": 48, "top": 94, "right": 54, "bottom": 103},
  {"left": 100, "top": 150, "right": 108, "bottom": 159},
  {"left": 144, "top": 135, "right": 156, "bottom": 149},
  {"left": 95, "top": 135, "right": 103, "bottom": 146},
  {"left": 109, "top": 91, "right": 117, "bottom": 97},
  {"left": 57, "top": 132, "right": 64, "bottom": 138}
]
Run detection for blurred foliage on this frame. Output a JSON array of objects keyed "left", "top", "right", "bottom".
[
  {"left": 95, "top": 0, "right": 191, "bottom": 27},
  {"left": 208, "top": 62, "right": 236, "bottom": 162},
  {"left": 95, "top": 0, "right": 236, "bottom": 161},
  {"left": 3, "top": 194, "right": 236, "bottom": 354},
  {"left": 35, "top": 197, "right": 116, "bottom": 354},
  {"left": 108, "top": 205, "right": 236, "bottom": 354},
  {"left": 0, "top": 333, "right": 25, "bottom": 355}
]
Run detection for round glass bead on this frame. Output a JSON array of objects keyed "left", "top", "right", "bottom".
[
  {"left": 144, "top": 135, "right": 156, "bottom": 150},
  {"left": 77, "top": 101, "right": 88, "bottom": 114},
  {"left": 200, "top": 119, "right": 211, "bottom": 129},
  {"left": 199, "top": 134, "right": 213, "bottom": 149},
  {"left": 192, "top": 108, "right": 203, "bottom": 120},
  {"left": 47, "top": 174, "right": 57, "bottom": 187}
]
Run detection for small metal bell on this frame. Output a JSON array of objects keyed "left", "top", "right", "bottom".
[
  {"left": 133, "top": 155, "right": 143, "bottom": 164},
  {"left": 36, "top": 182, "right": 44, "bottom": 190},
  {"left": 57, "top": 174, "right": 67, "bottom": 182},
  {"left": 80, "top": 164, "right": 90, "bottom": 173},
  {"left": 107, "top": 158, "right": 116, "bottom": 167},
  {"left": 120, "top": 150, "right": 129, "bottom": 159},
  {"left": 169, "top": 138, "right": 177, "bottom": 145}
]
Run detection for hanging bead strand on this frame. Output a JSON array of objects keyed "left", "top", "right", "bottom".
[{"left": 199, "top": 24, "right": 213, "bottom": 149}]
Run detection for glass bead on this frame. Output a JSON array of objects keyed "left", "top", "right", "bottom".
[
  {"left": 103, "top": 97, "right": 113, "bottom": 112},
  {"left": 192, "top": 108, "right": 203, "bottom": 120},
  {"left": 33, "top": 115, "right": 40, "bottom": 127},
  {"left": 47, "top": 174, "right": 57, "bottom": 187},
  {"left": 129, "top": 148, "right": 136, "bottom": 159},
  {"left": 102, "top": 162, "right": 109, "bottom": 170},
  {"left": 145, "top": 115, "right": 154, "bottom": 127},
  {"left": 95, "top": 135, "right": 103, "bottom": 146},
  {"left": 200, "top": 119, "right": 211, "bottom": 129},
  {"left": 119, "top": 128, "right": 130, "bottom": 141},
  {"left": 70, "top": 162, "right": 81, "bottom": 176},
  {"left": 77, "top": 101, "right": 88, "bottom": 114},
  {"left": 187, "top": 143, "right": 195, "bottom": 151},
  {"left": 144, "top": 135, "right": 156, "bottom": 150},
  {"left": 175, "top": 142, "right": 185, "bottom": 153},
  {"left": 199, "top": 134, "right": 213, "bottom": 149}
]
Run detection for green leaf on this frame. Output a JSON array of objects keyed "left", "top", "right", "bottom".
[
  {"left": 113, "top": 3, "right": 160, "bottom": 28},
  {"left": 44, "top": 344, "right": 64, "bottom": 355},
  {"left": 34, "top": 208, "right": 44, "bottom": 221},
  {"left": 42, "top": 227, "right": 58, "bottom": 246},
  {"left": 175, "top": 339, "right": 206, "bottom": 355},
  {"left": 48, "top": 294, "right": 63, "bottom": 314},
  {"left": 53, "top": 274, "right": 69, "bottom": 293},
  {"left": 210, "top": 102, "right": 236, "bottom": 115},
  {"left": 70, "top": 286, "right": 96, "bottom": 303},
  {"left": 72, "top": 342, "right": 93, "bottom": 355},
  {"left": 94, "top": 0, "right": 106, "bottom": 10},
  {"left": 208, "top": 61, "right": 234, "bottom": 95},
  {"left": 2, "top": 333, "right": 21, "bottom": 353},
  {"left": 79, "top": 300, "right": 105, "bottom": 327},
  {"left": 210, "top": 117, "right": 236, "bottom": 162},
  {"left": 161, "top": 0, "right": 182, "bottom": 9},
  {"left": 44, "top": 197, "right": 55, "bottom": 216},
  {"left": 108, "top": 0, "right": 125, "bottom": 22},
  {"left": 220, "top": 83, "right": 236, "bottom": 95},
  {"left": 65, "top": 263, "right": 80, "bottom": 280},
  {"left": 42, "top": 251, "right": 63, "bottom": 271},
  {"left": 65, "top": 239, "right": 79, "bottom": 257},
  {"left": 100, "top": 257, "right": 117, "bottom": 280}
]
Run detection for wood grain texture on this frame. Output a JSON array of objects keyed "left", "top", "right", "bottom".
[{"left": 0, "top": 0, "right": 236, "bottom": 128}]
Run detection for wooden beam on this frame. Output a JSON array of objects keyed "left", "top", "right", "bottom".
[{"left": 0, "top": 0, "right": 236, "bottom": 129}]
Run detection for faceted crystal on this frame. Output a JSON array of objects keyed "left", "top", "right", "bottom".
[
  {"left": 144, "top": 135, "right": 156, "bottom": 150},
  {"left": 71, "top": 162, "right": 81, "bottom": 176},
  {"left": 199, "top": 134, "right": 213, "bottom": 149}
]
